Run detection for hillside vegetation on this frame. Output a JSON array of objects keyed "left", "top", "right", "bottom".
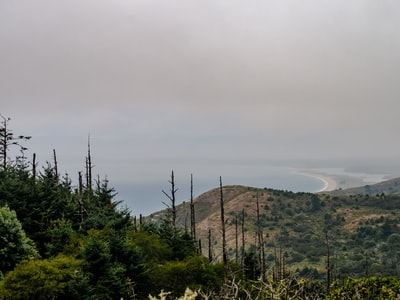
[
  {"left": 2, "top": 116, "right": 400, "bottom": 299},
  {"left": 151, "top": 178, "right": 400, "bottom": 279}
]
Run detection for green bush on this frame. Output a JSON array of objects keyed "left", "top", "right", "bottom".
[
  {"left": 0, "top": 255, "right": 85, "bottom": 299},
  {"left": 328, "top": 277, "right": 400, "bottom": 300},
  {"left": 151, "top": 255, "right": 223, "bottom": 297}
]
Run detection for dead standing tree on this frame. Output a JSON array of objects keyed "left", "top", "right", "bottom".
[
  {"left": 32, "top": 153, "right": 37, "bottom": 181},
  {"left": 235, "top": 213, "right": 239, "bottom": 265},
  {"left": 219, "top": 176, "right": 228, "bottom": 283},
  {"left": 76, "top": 139, "right": 94, "bottom": 227},
  {"left": 85, "top": 135, "right": 93, "bottom": 193},
  {"left": 76, "top": 171, "right": 88, "bottom": 225},
  {"left": 273, "top": 246, "right": 286, "bottom": 281},
  {"left": 241, "top": 209, "right": 246, "bottom": 274},
  {"left": 208, "top": 228, "right": 213, "bottom": 262},
  {"left": 0, "top": 114, "right": 31, "bottom": 172},
  {"left": 53, "top": 149, "right": 59, "bottom": 187},
  {"left": 190, "top": 174, "right": 196, "bottom": 243},
  {"left": 326, "top": 231, "right": 333, "bottom": 293},
  {"left": 190, "top": 173, "right": 202, "bottom": 254},
  {"left": 256, "top": 193, "right": 265, "bottom": 279},
  {"left": 162, "top": 170, "right": 178, "bottom": 231}
]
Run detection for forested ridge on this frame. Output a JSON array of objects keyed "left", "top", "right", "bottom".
[
  {"left": 1, "top": 116, "right": 400, "bottom": 299},
  {"left": 166, "top": 183, "right": 400, "bottom": 278}
]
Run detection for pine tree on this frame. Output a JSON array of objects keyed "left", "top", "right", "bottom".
[{"left": 0, "top": 205, "right": 38, "bottom": 272}]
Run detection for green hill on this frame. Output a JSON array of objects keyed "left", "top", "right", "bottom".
[{"left": 150, "top": 182, "right": 400, "bottom": 278}]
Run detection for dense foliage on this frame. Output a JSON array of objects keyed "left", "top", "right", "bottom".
[{"left": 0, "top": 205, "right": 38, "bottom": 272}]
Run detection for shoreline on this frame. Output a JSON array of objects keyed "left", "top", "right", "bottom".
[
  {"left": 298, "top": 168, "right": 388, "bottom": 193},
  {"left": 298, "top": 171, "right": 339, "bottom": 192}
]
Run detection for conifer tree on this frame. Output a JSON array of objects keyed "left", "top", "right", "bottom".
[{"left": 0, "top": 205, "right": 38, "bottom": 272}]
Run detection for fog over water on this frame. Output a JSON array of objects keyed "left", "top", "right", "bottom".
[
  {"left": 112, "top": 158, "right": 400, "bottom": 215},
  {"left": 114, "top": 165, "right": 325, "bottom": 216},
  {"left": 2, "top": 1, "right": 400, "bottom": 215}
]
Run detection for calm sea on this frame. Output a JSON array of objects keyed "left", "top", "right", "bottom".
[{"left": 113, "top": 165, "right": 325, "bottom": 216}]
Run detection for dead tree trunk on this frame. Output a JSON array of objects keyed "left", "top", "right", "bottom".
[
  {"left": 235, "top": 213, "right": 239, "bottom": 265},
  {"left": 53, "top": 149, "right": 59, "bottom": 184},
  {"left": 77, "top": 171, "right": 85, "bottom": 224},
  {"left": 208, "top": 228, "right": 213, "bottom": 262},
  {"left": 162, "top": 170, "right": 178, "bottom": 231},
  {"left": 241, "top": 209, "right": 245, "bottom": 274},
  {"left": 273, "top": 246, "right": 286, "bottom": 281},
  {"left": 220, "top": 176, "right": 228, "bottom": 283},
  {"left": 256, "top": 194, "right": 265, "bottom": 279},
  {"left": 0, "top": 114, "right": 31, "bottom": 172},
  {"left": 32, "top": 153, "right": 37, "bottom": 180},
  {"left": 198, "top": 239, "right": 202, "bottom": 255},
  {"left": 190, "top": 174, "right": 196, "bottom": 243},
  {"left": 0, "top": 115, "right": 7, "bottom": 171},
  {"left": 326, "top": 231, "right": 332, "bottom": 292},
  {"left": 86, "top": 136, "right": 93, "bottom": 193},
  {"left": 78, "top": 171, "right": 83, "bottom": 195}
]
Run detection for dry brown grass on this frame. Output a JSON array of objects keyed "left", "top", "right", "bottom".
[{"left": 337, "top": 207, "right": 389, "bottom": 231}]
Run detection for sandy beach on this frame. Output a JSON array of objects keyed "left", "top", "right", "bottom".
[
  {"left": 314, "top": 174, "right": 338, "bottom": 192},
  {"left": 298, "top": 168, "right": 382, "bottom": 193},
  {"left": 298, "top": 171, "right": 338, "bottom": 192}
]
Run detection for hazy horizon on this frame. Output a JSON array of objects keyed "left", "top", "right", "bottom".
[{"left": 2, "top": 0, "right": 400, "bottom": 214}]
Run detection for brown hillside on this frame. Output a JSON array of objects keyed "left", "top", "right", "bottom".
[
  {"left": 170, "top": 185, "right": 303, "bottom": 261},
  {"left": 147, "top": 182, "right": 400, "bottom": 275},
  {"left": 324, "top": 176, "right": 400, "bottom": 196}
]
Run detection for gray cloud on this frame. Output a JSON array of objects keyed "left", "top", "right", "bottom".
[{"left": 1, "top": 0, "right": 400, "bottom": 183}]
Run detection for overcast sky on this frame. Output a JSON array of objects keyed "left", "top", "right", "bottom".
[{"left": 1, "top": 1, "right": 400, "bottom": 197}]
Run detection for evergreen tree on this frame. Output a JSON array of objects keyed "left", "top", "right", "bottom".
[{"left": 0, "top": 205, "right": 38, "bottom": 272}]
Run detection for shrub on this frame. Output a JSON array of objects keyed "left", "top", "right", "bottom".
[
  {"left": 0, "top": 255, "right": 85, "bottom": 299},
  {"left": 328, "top": 277, "right": 400, "bottom": 299}
]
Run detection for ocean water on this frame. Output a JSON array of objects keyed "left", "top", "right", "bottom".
[{"left": 113, "top": 165, "right": 326, "bottom": 216}]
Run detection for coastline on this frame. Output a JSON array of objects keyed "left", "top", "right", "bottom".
[
  {"left": 297, "top": 168, "right": 384, "bottom": 193},
  {"left": 298, "top": 171, "right": 338, "bottom": 192}
]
